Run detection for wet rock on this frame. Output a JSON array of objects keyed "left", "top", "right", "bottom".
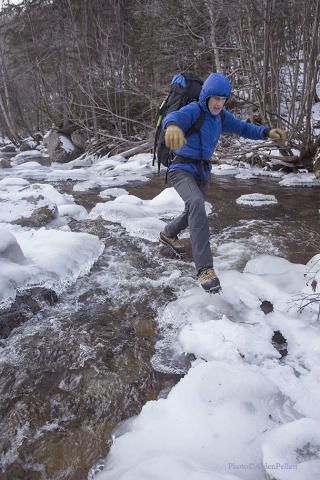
[
  {"left": 1, "top": 192, "right": 59, "bottom": 227},
  {"left": 0, "top": 288, "right": 58, "bottom": 339},
  {"left": 12, "top": 195, "right": 58, "bottom": 228},
  {"left": 272, "top": 330, "right": 288, "bottom": 357},
  {"left": 260, "top": 300, "right": 274, "bottom": 314},
  {"left": 133, "top": 319, "right": 158, "bottom": 337},
  {"left": 68, "top": 218, "right": 108, "bottom": 237},
  {"left": 0, "top": 463, "right": 43, "bottom": 480},
  {"left": 0, "top": 306, "right": 36, "bottom": 339}
]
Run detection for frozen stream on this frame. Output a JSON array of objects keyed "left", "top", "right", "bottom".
[{"left": 0, "top": 168, "right": 319, "bottom": 479}]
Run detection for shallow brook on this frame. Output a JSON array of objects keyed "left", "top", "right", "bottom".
[{"left": 0, "top": 171, "right": 319, "bottom": 479}]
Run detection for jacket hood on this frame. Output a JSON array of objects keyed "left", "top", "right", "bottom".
[{"left": 199, "top": 73, "right": 232, "bottom": 114}]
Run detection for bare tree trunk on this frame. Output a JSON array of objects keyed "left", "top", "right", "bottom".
[
  {"left": 0, "top": 93, "right": 20, "bottom": 144},
  {"left": 57, "top": 0, "right": 70, "bottom": 131},
  {"left": 0, "top": 47, "right": 20, "bottom": 143},
  {"left": 203, "top": 0, "right": 223, "bottom": 71},
  {"left": 301, "top": 0, "right": 320, "bottom": 149}
]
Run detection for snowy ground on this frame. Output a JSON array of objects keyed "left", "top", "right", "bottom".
[{"left": 1, "top": 150, "right": 320, "bottom": 480}]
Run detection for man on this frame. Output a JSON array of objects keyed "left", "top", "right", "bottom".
[{"left": 159, "top": 72, "right": 286, "bottom": 293}]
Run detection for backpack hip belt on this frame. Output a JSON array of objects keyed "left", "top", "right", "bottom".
[{"left": 171, "top": 155, "right": 210, "bottom": 184}]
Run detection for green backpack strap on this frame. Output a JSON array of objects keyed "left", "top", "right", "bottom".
[{"left": 152, "top": 99, "right": 167, "bottom": 167}]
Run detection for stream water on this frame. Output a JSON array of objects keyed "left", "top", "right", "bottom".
[{"left": 0, "top": 171, "right": 319, "bottom": 479}]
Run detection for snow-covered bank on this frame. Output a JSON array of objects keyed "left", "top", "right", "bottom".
[{"left": 91, "top": 252, "right": 320, "bottom": 480}]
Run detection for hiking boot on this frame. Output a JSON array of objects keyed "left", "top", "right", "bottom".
[
  {"left": 159, "top": 231, "right": 186, "bottom": 257},
  {"left": 198, "top": 268, "right": 221, "bottom": 293}
]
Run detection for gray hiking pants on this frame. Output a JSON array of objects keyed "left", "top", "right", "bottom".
[{"left": 163, "top": 169, "right": 213, "bottom": 273}]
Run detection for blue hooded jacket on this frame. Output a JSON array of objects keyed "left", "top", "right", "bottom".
[{"left": 162, "top": 73, "right": 268, "bottom": 181}]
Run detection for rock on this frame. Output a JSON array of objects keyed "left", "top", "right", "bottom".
[
  {"left": 33, "top": 156, "right": 51, "bottom": 167},
  {"left": 11, "top": 151, "right": 51, "bottom": 167},
  {"left": 0, "top": 145, "right": 16, "bottom": 153},
  {"left": 71, "top": 130, "right": 87, "bottom": 150},
  {"left": 0, "top": 159, "right": 12, "bottom": 168},
  {"left": 0, "top": 192, "right": 58, "bottom": 227},
  {"left": 19, "top": 142, "right": 36, "bottom": 152},
  {"left": 272, "top": 330, "right": 288, "bottom": 357},
  {"left": 0, "top": 288, "right": 59, "bottom": 339},
  {"left": 43, "top": 128, "right": 83, "bottom": 163},
  {"left": 260, "top": 300, "right": 274, "bottom": 314},
  {"left": 19, "top": 136, "right": 42, "bottom": 151},
  {"left": 12, "top": 195, "right": 58, "bottom": 228}
]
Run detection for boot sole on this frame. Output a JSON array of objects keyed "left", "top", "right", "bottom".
[
  {"left": 201, "top": 282, "right": 222, "bottom": 294},
  {"left": 159, "top": 237, "right": 186, "bottom": 258},
  {"left": 207, "top": 285, "right": 222, "bottom": 294}
]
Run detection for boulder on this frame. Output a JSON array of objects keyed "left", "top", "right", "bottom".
[
  {"left": 11, "top": 150, "right": 51, "bottom": 167},
  {"left": 0, "top": 288, "right": 58, "bottom": 339},
  {"left": 0, "top": 145, "right": 16, "bottom": 153},
  {"left": 0, "top": 192, "right": 58, "bottom": 227},
  {"left": 0, "top": 159, "right": 12, "bottom": 168},
  {"left": 71, "top": 129, "right": 87, "bottom": 150},
  {"left": 19, "top": 142, "right": 36, "bottom": 152},
  {"left": 43, "top": 128, "right": 83, "bottom": 163},
  {"left": 12, "top": 195, "right": 58, "bottom": 228}
]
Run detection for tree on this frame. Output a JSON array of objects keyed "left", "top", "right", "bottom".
[{"left": 0, "top": 0, "right": 319, "bottom": 171}]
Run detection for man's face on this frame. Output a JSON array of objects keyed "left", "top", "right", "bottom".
[{"left": 208, "top": 96, "right": 227, "bottom": 115}]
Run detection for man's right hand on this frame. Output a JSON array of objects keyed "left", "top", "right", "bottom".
[
  {"left": 165, "top": 125, "right": 186, "bottom": 150},
  {"left": 268, "top": 128, "right": 287, "bottom": 145}
]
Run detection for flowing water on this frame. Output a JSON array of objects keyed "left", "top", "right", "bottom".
[{"left": 0, "top": 171, "right": 319, "bottom": 479}]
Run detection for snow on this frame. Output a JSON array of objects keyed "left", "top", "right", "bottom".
[
  {"left": 91, "top": 246, "right": 320, "bottom": 480},
  {"left": 60, "top": 135, "right": 75, "bottom": 153},
  {"left": 0, "top": 153, "right": 107, "bottom": 307},
  {"left": 11, "top": 150, "right": 43, "bottom": 166},
  {"left": 279, "top": 173, "right": 319, "bottom": 187},
  {"left": 262, "top": 418, "right": 320, "bottom": 480},
  {"left": 0, "top": 189, "right": 57, "bottom": 223},
  {"left": 0, "top": 226, "right": 104, "bottom": 308},
  {"left": 0, "top": 149, "right": 320, "bottom": 480},
  {"left": 89, "top": 186, "right": 211, "bottom": 243},
  {"left": 99, "top": 188, "right": 129, "bottom": 199},
  {"left": 236, "top": 193, "right": 277, "bottom": 206}
]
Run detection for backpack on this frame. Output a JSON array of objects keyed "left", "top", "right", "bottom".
[{"left": 152, "top": 72, "right": 205, "bottom": 173}]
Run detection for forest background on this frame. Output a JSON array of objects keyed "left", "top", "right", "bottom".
[{"left": 0, "top": 0, "right": 320, "bottom": 171}]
